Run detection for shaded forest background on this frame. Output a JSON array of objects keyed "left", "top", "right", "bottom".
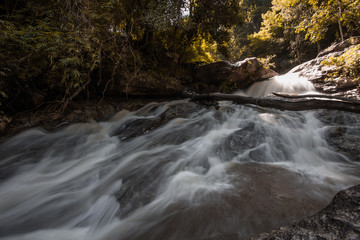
[{"left": 0, "top": 0, "right": 359, "bottom": 113}]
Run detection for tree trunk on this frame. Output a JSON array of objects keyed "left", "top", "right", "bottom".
[
  {"left": 183, "top": 92, "right": 360, "bottom": 113},
  {"left": 189, "top": 0, "right": 193, "bottom": 17},
  {"left": 338, "top": 4, "right": 344, "bottom": 42},
  {"left": 317, "top": 41, "right": 321, "bottom": 53}
]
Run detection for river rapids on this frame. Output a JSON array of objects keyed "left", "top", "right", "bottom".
[{"left": 1, "top": 72, "right": 360, "bottom": 240}]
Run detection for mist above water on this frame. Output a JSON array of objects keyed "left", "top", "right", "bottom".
[{"left": 1, "top": 72, "right": 360, "bottom": 240}]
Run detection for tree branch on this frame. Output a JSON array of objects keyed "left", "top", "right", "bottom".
[
  {"left": 184, "top": 92, "right": 360, "bottom": 113},
  {"left": 272, "top": 92, "right": 360, "bottom": 105}
]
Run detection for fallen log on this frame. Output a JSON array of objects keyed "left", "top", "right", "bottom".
[
  {"left": 272, "top": 92, "right": 360, "bottom": 105},
  {"left": 183, "top": 92, "right": 360, "bottom": 113}
]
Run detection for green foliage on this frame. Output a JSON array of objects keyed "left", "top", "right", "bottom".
[
  {"left": 321, "top": 44, "right": 360, "bottom": 82},
  {"left": 248, "top": 0, "right": 360, "bottom": 67},
  {"left": 258, "top": 55, "right": 277, "bottom": 69},
  {"left": 0, "top": 0, "right": 245, "bottom": 111},
  {"left": 0, "top": 4, "right": 103, "bottom": 105},
  {"left": 248, "top": 0, "right": 317, "bottom": 65},
  {"left": 0, "top": 0, "right": 130, "bottom": 110},
  {"left": 184, "top": 38, "right": 220, "bottom": 63},
  {"left": 226, "top": 0, "right": 272, "bottom": 61},
  {"left": 192, "top": 0, "right": 241, "bottom": 42},
  {"left": 296, "top": 0, "right": 360, "bottom": 43}
]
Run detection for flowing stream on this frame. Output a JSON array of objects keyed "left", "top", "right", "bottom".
[{"left": 1, "top": 72, "right": 360, "bottom": 240}]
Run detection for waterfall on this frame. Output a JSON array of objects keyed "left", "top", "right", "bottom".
[
  {"left": 235, "top": 70, "right": 316, "bottom": 97},
  {"left": 1, "top": 73, "right": 360, "bottom": 240}
]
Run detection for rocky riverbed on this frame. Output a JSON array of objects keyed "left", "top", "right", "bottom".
[
  {"left": 2, "top": 97, "right": 360, "bottom": 240},
  {"left": 1, "top": 40, "right": 360, "bottom": 239}
]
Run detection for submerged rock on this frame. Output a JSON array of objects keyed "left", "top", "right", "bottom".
[
  {"left": 110, "top": 100, "right": 202, "bottom": 141},
  {"left": 253, "top": 184, "right": 360, "bottom": 240}
]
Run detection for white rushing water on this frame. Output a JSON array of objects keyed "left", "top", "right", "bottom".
[
  {"left": 235, "top": 68, "right": 316, "bottom": 97},
  {"left": 1, "top": 71, "right": 360, "bottom": 240}
]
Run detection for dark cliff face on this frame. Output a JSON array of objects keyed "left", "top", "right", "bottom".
[{"left": 253, "top": 184, "right": 360, "bottom": 240}]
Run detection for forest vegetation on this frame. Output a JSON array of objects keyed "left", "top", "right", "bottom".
[{"left": 0, "top": 0, "right": 360, "bottom": 114}]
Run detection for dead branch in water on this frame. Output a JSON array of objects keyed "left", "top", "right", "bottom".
[
  {"left": 183, "top": 92, "right": 360, "bottom": 113},
  {"left": 272, "top": 92, "right": 360, "bottom": 105}
]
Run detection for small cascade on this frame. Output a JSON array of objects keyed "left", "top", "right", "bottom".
[
  {"left": 1, "top": 71, "right": 360, "bottom": 240},
  {"left": 242, "top": 71, "right": 316, "bottom": 97}
]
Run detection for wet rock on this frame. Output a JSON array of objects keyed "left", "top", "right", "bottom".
[
  {"left": 325, "top": 126, "right": 360, "bottom": 162},
  {"left": 224, "top": 122, "right": 264, "bottom": 154},
  {"left": 193, "top": 58, "right": 278, "bottom": 93},
  {"left": 113, "top": 101, "right": 207, "bottom": 216},
  {"left": 222, "top": 120, "right": 290, "bottom": 162},
  {"left": 0, "top": 97, "right": 175, "bottom": 139},
  {"left": 253, "top": 184, "right": 360, "bottom": 240},
  {"left": 317, "top": 110, "right": 360, "bottom": 162},
  {"left": 115, "top": 161, "right": 165, "bottom": 217},
  {"left": 291, "top": 53, "right": 341, "bottom": 83},
  {"left": 110, "top": 100, "right": 203, "bottom": 141}
]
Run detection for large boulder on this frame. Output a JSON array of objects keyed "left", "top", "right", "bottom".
[
  {"left": 107, "top": 70, "right": 184, "bottom": 97},
  {"left": 122, "top": 74, "right": 183, "bottom": 96},
  {"left": 193, "top": 57, "right": 278, "bottom": 93},
  {"left": 291, "top": 37, "right": 360, "bottom": 98},
  {"left": 293, "top": 55, "right": 359, "bottom": 98}
]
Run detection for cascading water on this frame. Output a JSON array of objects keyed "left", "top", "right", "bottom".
[
  {"left": 245, "top": 73, "right": 315, "bottom": 97},
  {"left": 235, "top": 69, "right": 316, "bottom": 97},
  {"left": 1, "top": 71, "right": 360, "bottom": 240}
]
